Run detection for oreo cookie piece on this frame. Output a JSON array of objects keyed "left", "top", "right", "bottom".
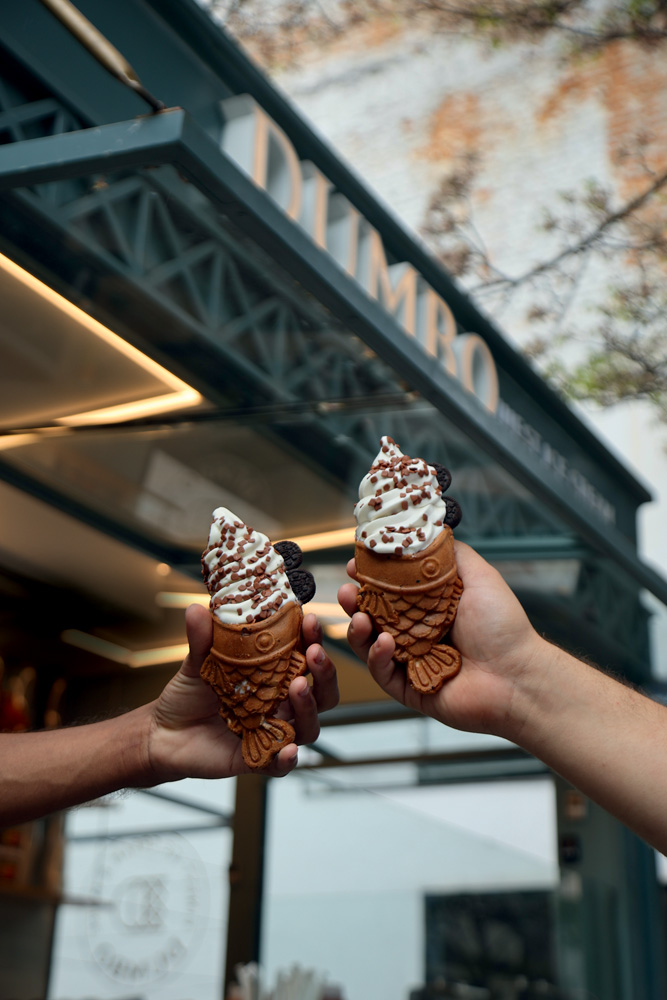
[
  {"left": 287, "top": 568, "right": 316, "bottom": 605},
  {"left": 431, "top": 462, "right": 452, "bottom": 494},
  {"left": 444, "top": 496, "right": 462, "bottom": 529},
  {"left": 274, "top": 540, "right": 304, "bottom": 573}
]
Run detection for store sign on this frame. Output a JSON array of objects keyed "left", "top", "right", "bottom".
[
  {"left": 220, "top": 95, "right": 499, "bottom": 413},
  {"left": 497, "top": 400, "right": 616, "bottom": 524},
  {"left": 219, "top": 96, "right": 618, "bottom": 525}
]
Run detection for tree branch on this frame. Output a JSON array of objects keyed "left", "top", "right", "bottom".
[{"left": 471, "top": 166, "right": 667, "bottom": 293}]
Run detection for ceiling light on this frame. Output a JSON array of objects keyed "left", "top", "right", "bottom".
[
  {"left": 283, "top": 527, "right": 356, "bottom": 552},
  {"left": 0, "top": 429, "right": 71, "bottom": 451},
  {"left": 0, "top": 253, "right": 202, "bottom": 426},
  {"left": 156, "top": 592, "right": 208, "bottom": 608},
  {"left": 61, "top": 629, "right": 188, "bottom": 667}
]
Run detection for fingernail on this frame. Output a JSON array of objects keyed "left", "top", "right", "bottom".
[
  {"left": 315, "top": 648, "right": 326, "bottom": 664},
  {"left": 299, "top": 680, "right": 311, "bottom": 697}
]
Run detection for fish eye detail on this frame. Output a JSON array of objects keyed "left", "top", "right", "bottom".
[
  {"left": 255, "top": 631, "right": 276, "bottom": 652},
  {"left": 422, "top": 557, "right": 441, "bottom": 578}
]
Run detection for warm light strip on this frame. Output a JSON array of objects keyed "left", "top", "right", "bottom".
[
  {"left": 0, "top": 429, "right": 71, "bottom": 451},
  {"left": 61, "top": 629, "right": 188, "bottom": 667},
  {"left": 60, "top": 629, "right": 131, "bottom": 664},
  {"left": 58, "top": 391, "right": 201, "bottom": 426},
  {"left": 323, "top": 622, "right": 349, "bottom": 640},
  {"left": 129, "top": 643, "right": 190, "bottom": 668},
  {"left": 283, "top": 527, "right": 356, "bottom": 552},
  {"left": 0, "top": 253, "right": 202, "bottom": 425},
  {"left": 156, "top": 592, "right": 209, "bottom": 608},
  {"left": 302, "top": 601, "right": 348, "bottom": 621}
]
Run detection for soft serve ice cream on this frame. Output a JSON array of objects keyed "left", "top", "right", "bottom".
[
  {"left": 353, "top": 436, "right": 463, "bottom": 694},
  {"left": 202, "top": 507, "right": 296, "bottom": 624},
  {"left": 199, "top": 507, "right": 314, "bottom": 769},
  {"left": 354, "top": 438, "right": 448, "bottom": 555}
]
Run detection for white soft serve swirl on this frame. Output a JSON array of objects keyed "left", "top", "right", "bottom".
[
  {"left": 202, "top": 506, "right": 295, "bottom": 624},
  {"left": 354, "top": 437, "right": 447, "bottom": 555}
]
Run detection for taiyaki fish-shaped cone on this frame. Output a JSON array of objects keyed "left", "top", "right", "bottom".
[
  {"left": 202, "top": 602, "right": 306, "bottom": 769},
  {"left": 200, "top": 507, "right": 316, "bottom": 770},
  {"left": 354, "top": 437, "right": 463, "bottom": 695},
  {"left": 355, "top": 529, "right": 462, "bottom": 693}
]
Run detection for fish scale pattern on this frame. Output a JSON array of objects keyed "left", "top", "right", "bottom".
[
  {"left": 355, "top": 527, "right": 463, "bottom": 693},
  {"left": 200, "top": 602, "right": 307, "bottom": 767},
  {"left": 203, "top": 644, "right": 305, "bottom": 730},
  {"left": 362, "top": 577, "right": 462, "bottom": 660}
]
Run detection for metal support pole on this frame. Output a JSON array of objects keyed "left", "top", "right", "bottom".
[{"left": 224, "top": 775, "right": 269, "bottom": 995}]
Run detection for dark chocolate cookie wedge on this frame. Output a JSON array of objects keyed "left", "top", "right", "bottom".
[
  {"left": 288, "top": 568, "right": 316, "bottom": 604},
  {"left": 274, "top": 540, "right": 303, "bottom": 572}
]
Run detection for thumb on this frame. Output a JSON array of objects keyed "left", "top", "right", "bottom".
[{"left": 181, "top": 603, "right": 213, "bottom": 678}]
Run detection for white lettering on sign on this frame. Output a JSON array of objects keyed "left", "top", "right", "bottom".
[
  {"left": 220, "top": 95, "right": 499, "bottom": 413},
  {"left": 496, "top": 400, "right": 616, "bottom": 524}
]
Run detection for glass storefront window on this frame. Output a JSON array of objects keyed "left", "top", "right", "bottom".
[
  {"left": 48, "top": 778, "right": 235, "bottom": 1000},
  {"left": 262, "top": 768, "right": 558, "bottom": 1000}
]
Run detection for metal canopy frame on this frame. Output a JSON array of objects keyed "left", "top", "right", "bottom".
[{"left": 0, "top": 109, "right": 665, "bottom": 608}]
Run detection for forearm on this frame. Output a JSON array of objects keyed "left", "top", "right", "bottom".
[
  {"left": 0, "top": 704, "right": 155, "bottom": 826},
  {"left": 509, "top": 639, "right": 667, "bottom": 853}
]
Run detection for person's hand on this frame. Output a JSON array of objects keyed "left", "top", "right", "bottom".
[
  {"left": 338, "top": 541, "right": 546, "bottom": 741},
  {"left": 145, "top": 604, "right": 339, "bottom": 783}
]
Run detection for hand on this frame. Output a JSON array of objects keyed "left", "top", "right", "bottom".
[
  {"left": 338, "top": 541, "right": 545, "bottom": 741},
  {"left": 145, "top": 604, "right": 339, "bottom": 782}
]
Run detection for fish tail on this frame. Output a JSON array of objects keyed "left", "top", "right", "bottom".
[
  {"left": 242, "top": 718, "right": 295, "bottom": 770},
  {"left": 407, "top": 644, "right": 461, "bottom": 695}
]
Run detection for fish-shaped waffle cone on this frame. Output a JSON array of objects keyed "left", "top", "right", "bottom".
[
  {"left": 201, "top": 600, "right": 307, "bottom": 769},
  {"left": 355, "top": 527, "right": 463, "bottom": 694}
]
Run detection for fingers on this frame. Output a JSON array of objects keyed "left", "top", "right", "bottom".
[
  {"left": 302, "top": 612, "right": 340, "bottom": 712},
  {"left": 337, "top": 582, "right": 359, "bottom": 618},
  {"left": 287, "top": 643, "right": 340, "bottom": 746},
  {"left": 345, "top": 609, "right": 378, "bottom": 663},
  {"left": 339, "top": 596, "right": 410, "bottom": 706},
  {"left": 365, "top": 632, "right": 408, "bottom": 704},
  {"left": 302, "top": 612, "right": 323, "bottom": 648},
  {"left": 288, "top": 675, "right": 321, "bottom": 746},
  {"left": 265, "top": 743, "right": 299, "bottom": 778},
  {"left": 180, "top": 604, "right": 213, "bottom": 679},
  {"left": 306, "top": 643, "right": 339, "bottom": 712}
]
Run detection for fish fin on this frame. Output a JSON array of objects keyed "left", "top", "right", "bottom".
[
  {"left": 407, "top": 644, "right": 461, "bottom": 694},
  {"left": 201, "top": 653, "right": 228, "bottom": 702},
  {"left": 200, "top": 652, "right": 217, "bottom": 686},
  {"left": 242, "top": 718, "right": 295, "bottom": 770},
  {"left": 287, "top": 648, "right": 307, "bottom": 684},
  {"left": 440, "top": 576, "right": 464, "bottom": 631},
  {"left": 358, "top": 587, "right": 400, "bottom": 625}
]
